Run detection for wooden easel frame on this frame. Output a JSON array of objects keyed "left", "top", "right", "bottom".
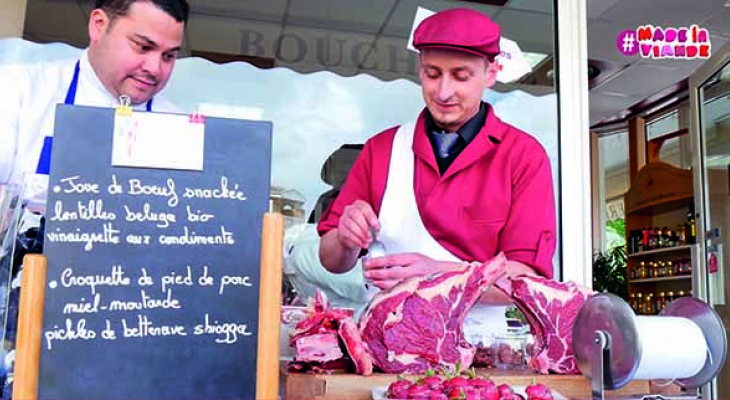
[{"left": 12, "top": 212, "right": 285, "bottom": 400}]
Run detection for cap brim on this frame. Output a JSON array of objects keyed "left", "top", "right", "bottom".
[{"left": 416, "top": 44, "right": 498, "bottom": 62}]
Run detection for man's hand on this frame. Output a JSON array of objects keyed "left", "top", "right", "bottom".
[
  {"left": 337, "top": 200, "right": 380, "bottom": 250},
  {"left": 363, "top": 252, "right": 461, "bottom": 290}
]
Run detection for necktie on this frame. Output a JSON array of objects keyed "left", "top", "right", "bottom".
[{"left": 433, "top": 131, "right": 460, "bottom": 158}]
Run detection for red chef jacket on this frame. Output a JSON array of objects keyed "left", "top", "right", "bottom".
[{"left": 318, "top": 105, "right": 556, "bottom": 278}]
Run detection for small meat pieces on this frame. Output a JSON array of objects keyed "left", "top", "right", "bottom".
[
  {"left": 339, "top": 319, "right": 373, "bottom": 375},
  {"left": 288, "top": 289, "right": 373, "bottom": 375}
]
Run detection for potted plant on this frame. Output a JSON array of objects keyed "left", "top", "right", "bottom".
[{"left": 592, "top": 245, "right": 628, "bottom": 301}]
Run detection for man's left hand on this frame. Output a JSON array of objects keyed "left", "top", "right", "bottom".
[{"left": 363, "top": 252, "right": 458, "bottom": 290}]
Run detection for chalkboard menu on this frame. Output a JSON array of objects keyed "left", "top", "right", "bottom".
[{"left": 39, "top": 105, "right": 272, "bottom": 400}]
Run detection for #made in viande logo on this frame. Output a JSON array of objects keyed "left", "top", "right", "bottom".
[{"left": 616, "top": 25, "right": 711, "bottom": 60}]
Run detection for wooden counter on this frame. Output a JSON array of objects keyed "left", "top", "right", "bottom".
[{"left": 282, "top": 366, "right": 683, "bottom": 400}]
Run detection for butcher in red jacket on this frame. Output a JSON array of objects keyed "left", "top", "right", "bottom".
[{"left": 317, "top": 8, "right": 556, "bottom": 331}]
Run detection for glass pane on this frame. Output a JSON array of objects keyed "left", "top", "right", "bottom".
[
  {"left": 698, "top": 60, "right": 730, "bottom": 398},
  {"left": 646, "top": 110, "right": 679, "bottom": 140},
  {"left": 598, "top": 131, "right": 629, "bottom": 250},
  {"left": 646, "top": 103, "right": 691, "bottom": 168},
  {"left": 8, "top": 0, "right": 561, "bottom": 271},
  {"left": 14, "top": 0, "right": 559, "bottom": 239}
]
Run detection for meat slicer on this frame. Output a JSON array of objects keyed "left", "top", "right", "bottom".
[{"left": 572, "top": 293, "right": 726, "bottom": 400}]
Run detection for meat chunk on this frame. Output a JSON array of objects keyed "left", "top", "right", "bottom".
[
  {"left": 290, "top": 255, "right": 593, "bottom": 376},
  {"left": 495, "top": 275, "right": 593, "bottom": 374},
  {"left": 287, "top": 289, "right": 373, "bottom": 375},
  {"left": 294, "top": 333, "right": 343, "bottom": 363},
  {"left": 359, "top": 254, "right": 507, "bottom": 373},
  {"left": 339, "top": 319, "right": 373, "bottom": 375}
]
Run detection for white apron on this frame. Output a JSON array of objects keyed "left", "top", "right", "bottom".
[{"left": 367, "top": 122, "right": 508, "bottom": 341}]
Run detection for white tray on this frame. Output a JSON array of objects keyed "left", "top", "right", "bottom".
[{"left": 371, "top": 385, "right": 567, "bottom": 400}]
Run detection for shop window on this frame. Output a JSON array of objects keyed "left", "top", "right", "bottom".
[
  {"left": 597, "top": 130, "right": 629, "bottom": 250},
  {"left": 646, "top": 110, "right": 679, "bottom": 140},
  {"left": 645, "top": 104, "right": 691, "bottom": 169},
  {"left": 3, "top": 1, "right": 563, "bottom": 306},
  {"left": 701, "top": 83, "right": 730, "bottom": 169},
  {"left": 7, "top": 0, "right": 560, "bottom": 253}
]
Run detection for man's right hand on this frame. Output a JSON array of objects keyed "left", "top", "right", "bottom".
[{"left": 337, "top": 200, "right": 381, "bottom": 250}]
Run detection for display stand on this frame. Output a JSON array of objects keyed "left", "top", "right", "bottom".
[
  {"left": 256, "top": 212, "right": 285, "bottom": 400},
  {"left": 12, "top": 254, "right": 47, "bottom": 400},
  {"left": 624, "top": 161, "right": 696, "bottom": 314},
  {"left": 12, "top": 212, "right": 284, "bottom": 400}
]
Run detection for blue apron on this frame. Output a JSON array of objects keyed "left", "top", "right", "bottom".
[{"left": 35, "top": 61, "right": 153, "bottom": 175}]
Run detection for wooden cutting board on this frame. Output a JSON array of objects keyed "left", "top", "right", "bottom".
[{"left": 282, "top": 366, "right": 682, "bottom": 400}]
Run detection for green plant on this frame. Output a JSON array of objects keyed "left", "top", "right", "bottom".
[
  {"left": 592, "top": 245, "right": 628, "bottom": 301},
  {"left": 606, "top": 218, "right": 625, "bottom": 239}
]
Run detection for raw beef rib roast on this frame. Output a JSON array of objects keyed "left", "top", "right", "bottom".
[
  {"left": 359, "top": 254, "right": 507, "bottom": 374},
  {"left": 495, "top": 275, "right": 593, "bottom": 374}
]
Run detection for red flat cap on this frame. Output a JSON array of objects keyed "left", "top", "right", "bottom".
[{"left": 413, "top": 8, "right": 501, "bottom": 61}]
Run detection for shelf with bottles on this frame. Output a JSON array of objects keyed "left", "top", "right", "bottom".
[
  {"left": 629, "top": 290, "right": 693, "bottom": 315},
  {"left": 626, "top": 218, "right": 697, "bottom": 256},
  {"left": 629, "top": 258, "right": 693, "bottom": 281},
  {"left": 630, "top": 275, "right": 691, "bottom": 283},
  {"left": 628, "top": 244, "right": 693, "bottom": 258}
]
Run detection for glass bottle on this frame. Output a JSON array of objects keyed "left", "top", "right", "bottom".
[
  {"left": 645, "top": 293, "right": 655, "bottom": 314},
  {"left": 629, "top": 293, "right": 637, "bottom": 311},
  {"left": 656, "top": 292, "right": 665, "bottom": 312},
  {"left": 687, "top": 203, "right": 696, "bottom": 245},
  {"left": 677, "top": 224, "right": 686, "bottom": 246},
  {"left": 667, "top": 261, "right": 674, "bottom": 276},
  {"left": 637, "top": 293, "right": 644, "bottom": 314},
  {"left": 645, "top": 228, "right": 652, "bottom": 249}
]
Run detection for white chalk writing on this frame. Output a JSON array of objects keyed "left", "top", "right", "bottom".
[
  {"left": 63, "top": 293, "right": 101, "bottom": 314},
  {"left": 45, "top": 318, "right": 96, "bottom": 350},
  {"left": 158, "top": 226, "right": 235, "bottom": 246},
  {"left": 45, "top": 223, "right": 120, "bottom": 251},
  {"left": 58, "top": 176, "right": 100, "bottom": 194},
  {"left": 60, "top": 265, "right": 131, "bottom": 295},
  {"left": 124, "top": 203, "right": 176, "bottom": 228},
  {"left": 50, "top": 199, "right": 116, "bottom": 222},
  {"left": 183, "top": 176, "right": 247, "bottom": 201},
  {"left": 218, "top": 274, "right": 253, "bottom": 295},
  {"left": 193, "top": 314, "right": 252, "bottom": 344},
  {"left": 128, "top": 178, "right": 179, "bottom": 207},
  {"left": 108, "top": 289, "right": 181, "bottom": 311},
  {"left": 122, "top": 315, "right": 187, "bottom": 338}
]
